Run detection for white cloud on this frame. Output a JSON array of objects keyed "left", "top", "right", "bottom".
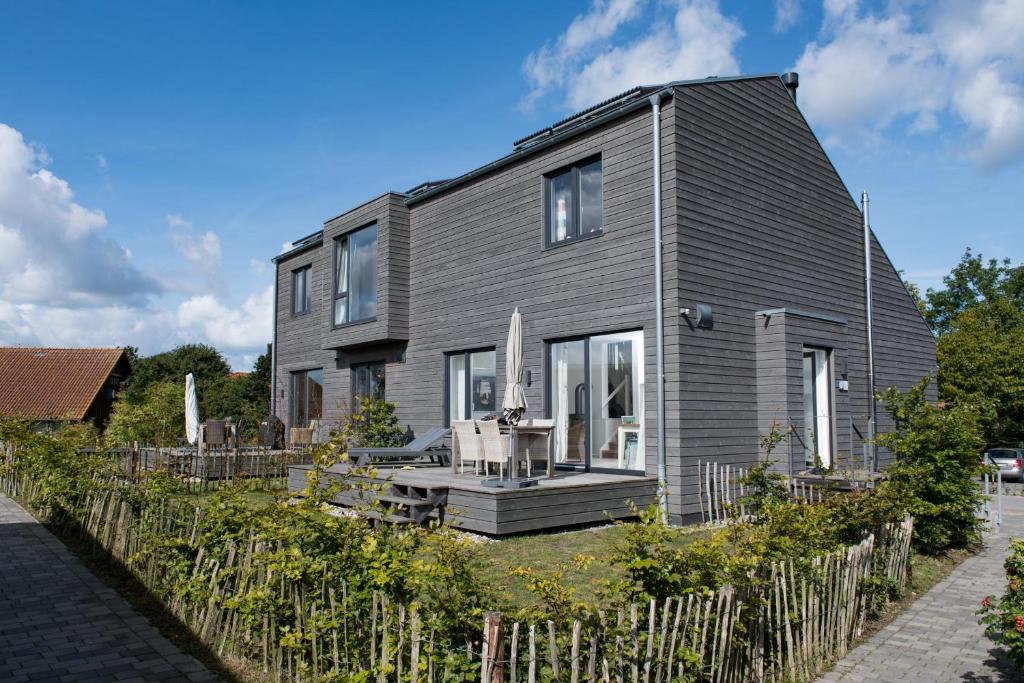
[
  {"left": 249, "top": 258, "right": 269, "bottom": 275},
  {"left": 0, "top": 123, "right": 160, "bottom": 307},
  {"left": 522, "top": 0, "right": 743, "bottom": 111},
  {"left": 773, "top": 0, "right": 801, "bottom": 32},
  {"left": 176, "top": 285, "right": 273, "bottom": 350},
  {"left": 793, "top": 0, "right": 1024, "bottom": 169},
  {"left": 0, "top": 122, "right": 272, "bottom": 369},
  {"left": 167, "top": 213, "right": 224, "bottom": 295},
  {"left": 96, "top": 154, "right": 108, "bottom": 171}
]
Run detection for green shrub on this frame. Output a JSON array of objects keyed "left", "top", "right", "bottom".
[
  {"left": 877, "top": 377, "right": 985, "bottom": 554},
  {"left": 105, "top": 380, "right": 184, "bottom": 447},
  {"left": 980, "top": 539, "right": 1024, "bottom": 667},
  {"left": 347, "top": 396, "right": 405, "bottom": 448}
]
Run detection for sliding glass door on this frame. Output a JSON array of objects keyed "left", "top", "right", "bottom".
[{"left": 549, "top": 331, "right": 645, "bottom": 472}]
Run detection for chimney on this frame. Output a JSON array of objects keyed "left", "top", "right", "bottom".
[{"left": 782, "top": 72, "right": 799, "bottom": 102}]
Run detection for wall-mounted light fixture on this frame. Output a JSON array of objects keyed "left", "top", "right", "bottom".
[{"left": 526, "top": 370, "right": 533, "bottom": 386}]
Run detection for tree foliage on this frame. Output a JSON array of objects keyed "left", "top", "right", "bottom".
[
  {"left": 122, "top": 343, "right": 231, "bottom": 404},
  {"left": 938, "top": 297, "right": 1024, "bottom": 446},
  {"left": 916, "top": 249, "right": 1024, "bottom": 446},
  {"left": 105, "top": 380, "right": 184, "bottom": 447},
  {"left": 112, "top": 343, "right": 272, "bottom": 442},
  {"left": 877, "top": 377, "right": 985, "bottom": 554},
  {"left": 921, "top": 248, "right": 1024, "bottom": 336}
]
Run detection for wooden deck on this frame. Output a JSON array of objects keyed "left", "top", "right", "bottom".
[{"left": 288, "top": 463, "right": 658, "bottom": 535}]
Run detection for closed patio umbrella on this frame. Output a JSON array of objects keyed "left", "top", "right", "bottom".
[
  {"left": 185, "top": 373, "right": 200, "bottom": 446},
  {"left": 487, "top": 307, "right": 536, "bottom": 488},
  {"left": 501, "top": 307, "right": 528, "bottom": 426}
]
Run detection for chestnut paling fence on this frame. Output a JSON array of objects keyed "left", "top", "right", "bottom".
[
  {"left": 697, "top": 460, "right": 825, "bottom": 525},
  {"left": 0, "top": 455, "right": 913, "bottom": 683}
]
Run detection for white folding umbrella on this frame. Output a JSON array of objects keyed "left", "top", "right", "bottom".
[
  {"left": 501, "top": 307, "right": 528, "bottom": 425},
  {"left": 185, "top": 373, "right": 200, "bottom": 446},
  {"left": 500, "top": 307, "right": 531, "bottom": 485}
]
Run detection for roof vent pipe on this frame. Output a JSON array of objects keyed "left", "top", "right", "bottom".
[{"left": 782, "top": 72, "right": 799, "bottom": 101}]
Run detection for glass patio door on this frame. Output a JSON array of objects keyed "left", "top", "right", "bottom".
[
  {"left": 549, "top": 331, "right": 645, "bottom": 472},
  {"left": 802, "top": 348, "right": 833, "bottom": 468}
]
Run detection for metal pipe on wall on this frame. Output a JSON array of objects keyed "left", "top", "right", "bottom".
[
  {"left": 862, "top": 190, "right": 878, "bottom": 471},
  {"left": 271, "top": 260, "right": 279, "bottom": 418},
  {"left": 650, "top": 92, "right": 668, "bottom": 518}
]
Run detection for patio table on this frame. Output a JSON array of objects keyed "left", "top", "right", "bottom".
[{"left": 500, "top": 422, "right": 554, "bottom": 479}]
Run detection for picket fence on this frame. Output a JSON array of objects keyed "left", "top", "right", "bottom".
[
  {"left": 0, "top": 463, "right": 913, "bottom": 683},
  {"left": 697, "top": 461, "right": 825, "bottom": 525}
]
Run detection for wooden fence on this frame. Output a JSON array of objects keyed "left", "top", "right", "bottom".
[
  {"left": 697, "top": 461, "right": 824, "bottom": 525},
  {"left": 87, "top": 446, "right": 316, "bottom": 492},
  {"left": 0, "top": 465, "right": 913, "bottom": 683}
]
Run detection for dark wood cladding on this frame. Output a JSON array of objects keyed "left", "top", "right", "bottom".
[{"left": 274, "top": 76, "right": 936, "bottom": 525}]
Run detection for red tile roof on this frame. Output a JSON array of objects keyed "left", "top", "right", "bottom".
[{"left": 0, "top": 347, "right": 128, "bottom": 421}]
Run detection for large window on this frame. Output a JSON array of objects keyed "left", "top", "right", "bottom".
[
  {"left": 546, "top": 157, "right": 603, "bottom": 246},
  {"left": 333, "top": 223, "right": 378, "bottom": 326},
  {"left": 290, "top": 368, "right": 323, "bottom": 428},
  {"left": 351, "top": 361, "right": 385, "bottom": 406},
  {"left": 549, "top": 331, "right": 644, "bottom": 472},
  {"left": 292, "top": 266, "right": 312, "bottom": 315},
  {"left": 446, "top": 349, "right": 496, "bottom": 424}
]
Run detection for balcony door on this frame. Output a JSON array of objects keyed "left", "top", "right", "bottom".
[{"left": 549, "top": 330, "right": 645, "bottom": 473}]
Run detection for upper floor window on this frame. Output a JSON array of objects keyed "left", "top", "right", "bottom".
[
  {"left": 334, "top": 223, "right": 378, "bottom": 326},
  {"left": 546, "top": 157, "right": 603, "bottom": 246},
  {"left": 292, "top": 266, "right": 312, "bottom": 315}
]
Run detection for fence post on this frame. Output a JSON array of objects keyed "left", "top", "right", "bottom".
[
  {"left": 484, "top": 611, "right": 504, "bottom": 683},
  {"left": 998, "top": 470, "right": 1004, "bottom": 526}
]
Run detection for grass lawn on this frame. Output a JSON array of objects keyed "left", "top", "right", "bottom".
[
  {"left": 175, "top": 480, "right": 287, "bottom": 510},
  {"left": 475, "top": 522, "right": 712, "bottom": 611}
]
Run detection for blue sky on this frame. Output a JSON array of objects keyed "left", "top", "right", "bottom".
[{"left": 0, "top": 1, "right": 1021, "bottom": 368}]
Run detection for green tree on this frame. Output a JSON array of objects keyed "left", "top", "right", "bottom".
[
  {"left": 105, "top": 380, "right": 184, "bottom": 446},
  {"left": 937, "top": 297, "right": 1024, "bottom": 446},
  {"left": 877, "top": 377, "right": 985, "bottom": 554},
  {"left": 122, "top": 344, "right": 230, "bottom": 404},
  {"left": 241, "top": 343, "right": 272, "bottom": 413},
  {"left": 922, "top": 249, "right": 1024, "bottom": 336}
]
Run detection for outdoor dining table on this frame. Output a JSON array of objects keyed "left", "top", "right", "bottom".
[{"left": 500, "top": 422, "right": 555, "bottom": 479}]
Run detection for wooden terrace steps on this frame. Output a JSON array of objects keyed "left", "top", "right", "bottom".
[{"left": 288, "top": 463, "right": 658, "bottom": 535}]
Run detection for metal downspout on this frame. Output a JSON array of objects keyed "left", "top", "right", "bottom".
[
  {"left": 650, "top": 92, "right": 668, "bottom": 519},
  {"left": 862, "top": 191, "right": 878, "bottom": 471},
  {"left": 271, "top": 260, "right": 279, "bottom": 418}
]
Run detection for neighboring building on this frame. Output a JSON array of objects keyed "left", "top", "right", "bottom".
[
  {"left": 0, "top": 347, "right": 131, "bottom": 430},
  {"left": 272, "top": 73, "right": 936, "bottom": 523}
]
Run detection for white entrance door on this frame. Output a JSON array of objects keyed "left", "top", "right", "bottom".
[{"left": 802, "top": 348, "right": 833, "bottom": 468}]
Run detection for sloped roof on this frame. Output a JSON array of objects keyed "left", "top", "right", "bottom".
[{"left": 0, "top": 347, "right": 127, "bottom": 421}]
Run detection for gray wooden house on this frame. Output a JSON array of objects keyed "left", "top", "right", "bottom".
[{"left": 272, "top": 73, "right": 935, "bottom": 528}]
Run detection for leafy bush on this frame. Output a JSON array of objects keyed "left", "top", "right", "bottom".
[
  {"left": 347, "top": 396, "right": 405, "bottom": 448},
  {"left": 105, "top": 380, "right": 184, "bottom": 446},
  {"left": 980, "top": 539, "right": 1024, "bottom": 667},
  {"left": 877, "top": 377, "right": 985, "bottom": 554}
]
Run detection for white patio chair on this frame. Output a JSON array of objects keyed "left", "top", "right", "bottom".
[
  {"left": 476, "top": 419, "right": 507, "bottom": 479},
  {"left": 451, "top": 420, "right": 482, "bottom": 475}
]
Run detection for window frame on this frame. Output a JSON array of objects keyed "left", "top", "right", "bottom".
[
  {"left": 332, "top": 222, "right": 378, "bottom": 328},
  {"left": 544, "top": 155, "right": 604, "bottom": 248},
  {"left": 350, "top": 360, "right": 386, "bottom": 407},
  {"left": 442, "top": 347, "right": 497, "bottom": 427},
  {"left": 291, "top": 265, "right": 312, "bottom": 316},
  {"left": 543, "top": 329, "right": 646, "bottom": 476},
  {"left": 290, "top": 367, "right": 323, "bottom": 428}
]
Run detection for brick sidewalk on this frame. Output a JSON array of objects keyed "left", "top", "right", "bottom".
[
  {"left": 0, "top": 494, "right": 220, "bottom": 683},
  {"left": 820, "top": 497, "right": 1024, "bottom": 682}
]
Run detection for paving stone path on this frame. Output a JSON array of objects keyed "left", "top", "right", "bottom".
[
  {"left": 0, "top": 493, "right": 220, "bottom": 682},
  {"left": 820, "top": 496, "right": 1024, "bottom": 682}
]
